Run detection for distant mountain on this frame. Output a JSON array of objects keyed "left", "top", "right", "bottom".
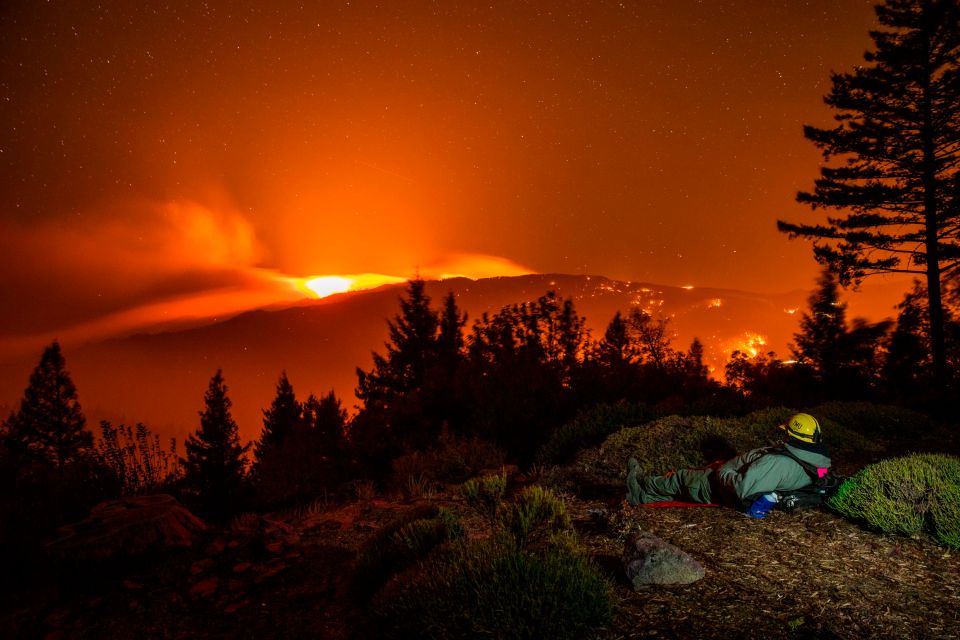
[{"left": 0, "top": 274, "right": 809, "bottom": 445}]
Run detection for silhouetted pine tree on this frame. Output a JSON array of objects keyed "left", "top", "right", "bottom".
[
  {"left": 883, "top": 279, "right": 960, "bottom": 399},
  {"left": 304, "top": 390, "right": 347, "bottom": 457},
  {"left": 778, "top": 0, "right": 960, "bottom": 380},
  {"left": 254, "top": 371, "right": 302, "bottom": 466},
  {"left": 791, "top": 270, "right": 849, "bottom": 383},
  {"left": 436, "top": 291, "right": 467, "bottom": 375},
  {"left": 791, "top": 269, "right": 892, "bottom": 398},
  {"left": 2, "top": 341, "right": 91, "bottom": 476},
  {"left": 182, "top": 369, "right": 249, "bottom": 520},
  {"left": 353, "top": 279, "right": 471, "bottom": 458},
  {"left": 356, "top": 278, "right": 439, "bottom": 403},
  {"left": 253, "top": 389, "right": 348, "bottom": 508}
]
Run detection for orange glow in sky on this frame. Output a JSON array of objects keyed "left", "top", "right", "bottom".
[{"left": 0, "top": 0, "right": 911, "bottom": 363}]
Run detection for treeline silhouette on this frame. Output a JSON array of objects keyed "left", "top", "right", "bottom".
[{"left": 1, "top": 272, "right": 958, "bottom": 580}]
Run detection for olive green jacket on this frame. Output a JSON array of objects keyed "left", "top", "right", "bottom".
[{"left": 716, "top": 442, "right": 832, "bottom": 505}]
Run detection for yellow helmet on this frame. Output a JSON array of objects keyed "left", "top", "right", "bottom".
[{"left": 781, "top": 413, "right": 822, "bottom": 444}]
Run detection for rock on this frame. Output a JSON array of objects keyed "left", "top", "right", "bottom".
[
  {"left": 46, "top": 495, "right": 207, "bottom": 561},
  {"left": 623, "top": 531, "right": 705, "bottom": 587}
]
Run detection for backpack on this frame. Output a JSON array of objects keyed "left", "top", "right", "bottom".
[{"left": 765, "top": 446, "right": 842, "bottom": 512}]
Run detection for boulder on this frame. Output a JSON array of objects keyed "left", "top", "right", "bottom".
[
  {"left": 623, "top": 531, "right": 705, "bottom": 587},
  {"left": 46, "top": 494, "right": 207, "bottom": 560}
]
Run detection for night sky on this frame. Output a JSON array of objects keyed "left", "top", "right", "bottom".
[{"left": 1, "top": 0, "right": 895, "bottom": 357}]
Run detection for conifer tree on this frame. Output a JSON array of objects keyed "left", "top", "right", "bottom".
[
  {"left": 2, "top": 341, "right": 91, "bottom": 475},
  {"left": 778, "top": 0, "right": 960, "bottom": 378},
  {"left": 356, "top": 278, "right": 440, "bottom": 402},
  {"left": 597, "top": 311, "right": 632, "bottom": 367},
  {"left": 304, "top": 390, "right": 347, "bottom": 456},
  {"left": 254, "top": 371, "right": 302, "bottom": 465},
  {"left": 437, "top": 291, "right": 467, "bottom": 374},
  {"left": 791, "top": 270, "right": 850, "bottom": 382},
  {"left": 182, "top": 369, "right": 249, "bottom": 519},
  {"left": 792, "top": 269, "right": 892, "bottom": 396}
]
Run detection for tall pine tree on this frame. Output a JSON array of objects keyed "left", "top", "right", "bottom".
[
  {"left": 2, "top": 341, "right": 91, "bottom": 476},
  {"left": 182, "top": 370, "right": 249, "bottom": 519},
  {"left": 778, "top": 0, "right": 960, "bottom": 379},
  {"left": 254, "top": 371, "right": 302, "bottom": 466},
  {"left": 356, "top": 278, "right": 440, "bottom": 403}
]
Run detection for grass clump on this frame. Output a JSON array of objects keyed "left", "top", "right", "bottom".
[
  {"left": 351, "top": 504, "right": 464, "bottom": 600},
  {"left": 366, "top": 484, "right": 611, "bottom": 639},
  {"left": 501, "top": 485, "right": 571, "bottom": 548},
  {"left": 371, "top": 539, "right": 613, "bottom": 640},
  {"left": 461, "top": 472, "right": 507, "bottom": 528},
  {"left": 829, "top": 453, "right": 960, "bottom": 549},
  {"left": 537, "top": 401, "right": 655, "bottom": 465}
]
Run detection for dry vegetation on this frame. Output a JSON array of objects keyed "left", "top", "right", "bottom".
[{"left": 4, "top": 476, "right": 959, "bottom": 640}]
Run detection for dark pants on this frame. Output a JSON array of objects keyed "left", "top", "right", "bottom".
[{"left": 639, "top": 468, "right": 714, "bottom": 503}]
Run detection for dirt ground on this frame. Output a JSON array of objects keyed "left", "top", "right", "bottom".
[{"left": 3, "top": 483, "right": 958, "bottom": 640}]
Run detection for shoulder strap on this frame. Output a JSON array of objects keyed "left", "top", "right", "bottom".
[{"left": 764, "top": 446, "right": 821, "bottom": 482}]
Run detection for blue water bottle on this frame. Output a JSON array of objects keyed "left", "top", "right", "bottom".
[{"left": 747, "top": 493, "right": 779, "bottom": 518}]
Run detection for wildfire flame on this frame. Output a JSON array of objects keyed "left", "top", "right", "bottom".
[{"left": 298, "top": 273, "right": 407, "bottom": 299}]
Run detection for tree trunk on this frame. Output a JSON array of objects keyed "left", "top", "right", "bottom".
[{"left": 920, "top": 21, "right": 947, "bottom": 385}]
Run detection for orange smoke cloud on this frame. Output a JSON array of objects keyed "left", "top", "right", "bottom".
[{"left": 0, "top": 198, "right": 536, "bottom": 358}]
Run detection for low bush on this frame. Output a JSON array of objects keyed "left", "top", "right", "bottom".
[
  {"left": 461, "top": 472, "right": 507, "bottom": 528},
  {"left": 537, "top": 401, "right": 656, "bottom": 465},
  {"left": 829, "top": 453, "right": 960, "bottom": 549},
  {"left": 570, "top": 408, "right": 792, "bottom": 489},
  {"left": 351, "top": 504, "right": 464, "bottom": 600},
  {"left": 370, "top": 537, "right": 613, "bottom": 640},
  {"left": 391, "top": 431, "right": 506, "bottom": 486},
  {"left": 501, "top": 485, "right": 571, "bottom": 548},
  {"left": 557, "top": 406, "right": 879, "bottom": 494}
]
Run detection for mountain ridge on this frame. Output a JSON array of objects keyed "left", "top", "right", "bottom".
[{"left": 2, "top": 273, "right": 812, "bottom": 445}]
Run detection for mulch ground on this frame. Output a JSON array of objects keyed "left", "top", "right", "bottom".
[
  {"left": 3, "top": 485, "right": 959, "bottom": 640},
  {"left": 568, "top": 494, "right": 960, "bottom": 640}
]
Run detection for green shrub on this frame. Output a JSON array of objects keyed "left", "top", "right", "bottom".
[
  {"left": 501, "top": 485, "right": 571, "bottom": 548},
  {"left": 556, "top": 406, "right": 879, "bottom": 493},
  {"left": 571, "top": 407, "right": 791, "bottom": 488},
  {"left": 829, "top": 453, "right": 960, "bottom": 549},
  {"left": 537, "top": 401, "right": 656, "bottom": 465},
  {"left": 461, "top": 472, "right": 507, "bottom": 527},
  {"left": 351, "top": 505, "right": 465, "bottom": 599},
  {"left": 371, "top": 538, "right": 613, "bottom": 640}
]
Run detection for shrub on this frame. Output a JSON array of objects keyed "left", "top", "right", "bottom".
[
  {"left": 829, "top": 453, "right": 960, "bottom": 549},
  {"left": 501, "top": 485, "right": 571, "bottom": 548},
  {"left": 570, "top": 408, "right": 792, "bottom": 489},
  {"left": 351, "top": 505, "right": 465, "bottom": 599},
  {"left": 461, "top": 472, "right": 507, "bottom": 528},
  {"left": 370, "top": 537, "right": 613, "bottom": 640},
  {"left": 557, "top": 406, "right": 879, "bottom": 494},
  {"left": 537, "top": 401, "right": 656, "bottom": 465},
  {"left": 96, "top": 421, "right": 181, "bottom": 496},
  {"left": 391, "top": 432, "right": 506, "bottom": 486}
]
